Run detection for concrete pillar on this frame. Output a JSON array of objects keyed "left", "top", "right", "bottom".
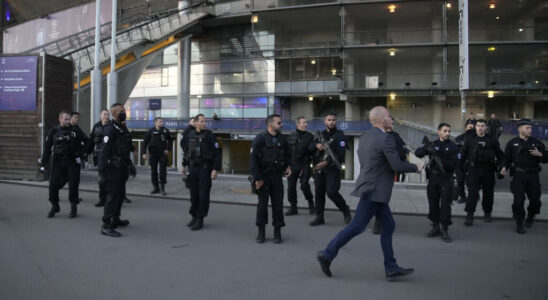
[
  {"left": 107, "top": 0, "right": 118, "bottom": 108},
  {"left": 353, "top": 136, "right": 360, "bottom": 180},
  {"left": 90, "top": 0, "right": 102, "bottom": 128},
  {"left": 222, "top": 140, "right": 231, "bottom": 174},
  {"left": 177, "top": 36, "right": 191, "bottom": 120},
  {"left": 523, "top": 100, "right": 534, "bottom": 119},
  {"left": 432, "top": 98, "right": 443, "bottom": 128},
  {"left": 344, "top": 98, "right": 361, "bottom": 121}
]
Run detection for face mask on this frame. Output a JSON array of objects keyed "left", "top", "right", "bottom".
[{"left": 118, "top": 112, "right": 127, "bottom": 121}]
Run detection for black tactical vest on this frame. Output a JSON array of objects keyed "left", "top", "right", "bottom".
[
  {"left": 53, "top": 127, "right": 78, "bottom": 157},
  {"left": 149, "top": 127, "right": 169, "bottom": 149},
  {"left": 113, "top": 123, "right": 132, "bottom": 157},
  {"left": 187, "top": 130, "right": 214, "bottom": 165},
  {"left": 471, "top": 136, "right": 496, "bottom": 165},
  {"left": 287, "top": 131, "right": 312, "bottom": 165},
  {"left": 260, "top": 132, "right": 286, "bottom": 172}
]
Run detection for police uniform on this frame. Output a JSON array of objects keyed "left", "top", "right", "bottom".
[
  {"left": 309, "top": 128, "right": 351, "bottom": 226},
  {"left": 143, "top": 126, "right": 172, "bottom": 194},
  {"left": 460, "top": 133, "right": 504, "bottom": 225},
  {"left": 285, "top": 129, "right": 315, "bottom": 215},
  {"left": 250, "top": 131, "right": 290, "bottom": 243},
  {"left": 41, "top": 124, "right": 88, "bottom": 218},
  {"left": 98, "top": 120, "right": 135, "bottom": 237},
  {"left": 454, "top": 127, "right": 476, "bottom": 203},
  {"left": 183, "top": 128, "right": 221, "bottom": 231},
  {"left": 90, "top": 120, "right": 109, "bottom": 206},
  {"left": 503, "top": 122, "right": 548, "bottom": 233},
  {"left": 415, "top": 139, "right": 459, "bottom": 242}
]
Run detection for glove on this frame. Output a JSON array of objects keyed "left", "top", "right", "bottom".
[
  {"left": 128, "top": 163, "right": 137, "bottom": 178},
  {"left": 39, "top": 166, "right": 46, "bottom": 174}
]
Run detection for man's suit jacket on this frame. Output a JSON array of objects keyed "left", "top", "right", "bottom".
[{"left": 351, "top": 127, "right": 418, "bottom": 203}]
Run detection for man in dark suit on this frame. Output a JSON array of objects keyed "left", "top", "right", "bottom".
[{"left": 316, "top": 106, "right": 422, "bottom": 281}]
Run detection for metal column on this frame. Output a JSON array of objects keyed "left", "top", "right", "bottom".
[
  {"left": 458, "top": 0, "right": 469, "bottom": 127},
  {"left": 107, "top": 0, "right": 118, "bottom": 109},
  {"left": 177, "top": 36, "right": 191, "bottom": 120},
  {"left": 90, "top": 0, "right": 103, "bottom": 128}
]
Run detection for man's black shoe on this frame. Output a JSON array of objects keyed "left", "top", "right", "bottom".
[
  {"left": 101, "top": 227, "right": 122, "bottom": 237},
  {"left": 457, "top": 196, "right": 466, "bottom": 204},
  {"left": 124, "top": 197, "right": 132, "bottom": 203},
  {"left": 112, "top": 218, "right": 130, "bottom": 228},
  {"left": 464, "top": 213, "right": 474, "bottom": 226},
  {"left": 187, "top": 217, "right": 198, "bottom": 227},
  {"left": 256, "top": 226, "right": 265, "bottom": 244},
  {"left": 190, "top": 218, "right": 203, "bottom": 231},
  {"left": 77, "top": 198, "right": 83, "bottom": 204},
  {"left": 160, "top": 184, "right": 167, "bottom": 196},
  {"left": 316, "top": 252, "right": 332, "bottom": 277},
  {"left": 94, "top": 200, "right": 105, "bottom": 207},
  {"left": 372, "top": 219, "right": 381, "bottom": 235},
  {"left": 426, "top": 223, "right": 440, "bottom": 237},
  {"left": 307, "top": 201, "right": 316, "bottom": 215},
  {"left": 484, "top": 213, "right": 492, "bottom": 223},
  {"left": 385, "top": 266, "right": 415, "bottom": 281},
  {"left": 516, "top": 221, "right": 526, "bottom": 234},
  {"left": 309, "top": 216, "right": 325, "bottom": 226},
  {"left": 47, "top": 203, "right": 60, "bottom": 218},
  {"left": 525, "top": 215, "right": 534, "bottom": 228},
  {"left": 343, "top": 209, "right": 352, "bottom": 224},
  {"left": 273, "top": 226, "right": 282, "bottom": 244},
  {"left": 285, "top": 206, "right": 298, "bottom": 216},
  {"left": 440, "top": 226, "right": 452, "bottom": 243},
  {"left": 68, "top": 205, "right": 77, "bottom": 218},
  {"left": 150, "top": 186, "right": 160, "bottom": 194}
]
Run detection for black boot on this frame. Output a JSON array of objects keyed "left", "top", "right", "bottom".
[
  {"left": 285, "top": 206, "right": 298, "bottom": 216},
  {"left": 68, "top": 205, "right": 78, "bottom": 218},
  {"left": 440, "top": 225, "right": 452, "bottom": 243},
  {"left": 516, "top": 220, "right": 526, "bottom": 234},
  {"left": 94, "top": 200, "right": 105, "bottom": 207},
  {"left": 342, "top": 208, "right": 352, "bottom": 224},
  {"left": 273, "top": 226, "right": 282, "bottom": 244},
  {"left": 187, "top": 217, "right": 198, "bottom": 227},
  {"left": 307, "top": 200, "right": 316, "bottom": 215},
  {"left": 101, "top": 222, "right": 122, "bottom": 237},
  {"left": 309, "top": 215, "right": 325, "bottom": 226},
  {"left": 426, "top": 223, "right": 441, "bottom": 237},
  {"left": 457, "top": 196, "right": 466, "bottom": 204},
  {"left": 124, "top": 197, "right": 132, "bottom": 203},
  {"left": 525, "top": 214, "right": 534, "bottom": 228},
  {"left": 316, "top": 251, "right": 332, "bottom": 277},
  {"left": 190, "top": 217, "right": 204, "bottom": 231},
  {"left": 372, "top": 219, "right": 381, "bottom": 235},
  {"left": 256, "top": 226, "right": 266, "bottom": 243},
  {"left": 150, "top": 185, "right": 160, "bottom": 194},
  {"left": 483, "top": 213, "right": 492, "bottom": 223},
  {"left": 464, "top": 213, "right": 474, "bottom": 226},
  {"left": 47, "top": 202, "right": 60, "bottom": 218},
  {"left": 112, "top": 216, "right": 130, "bottom": 228},
  {"left": 160, "top": 184, "right": 167, "bottom": 196}
]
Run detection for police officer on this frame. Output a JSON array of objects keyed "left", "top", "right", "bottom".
[
  {"left": 309, "top": 112, "right": 352, "bottom": 226},
  {"left": 285, "top": 116, "right": 315, "bottom": 216},
  {"left": 98, "top": 103, "right": 137, "bottom": 237},
  {"left": 40, "top": 111, "right": 88, "bottom": 218},
  {"left": 454, "top": 120, "right": 476, "bottom": 204},
  {"left": 250, "top": 114, "right": 291, "bottom": 244},
  {"left": 415, "top": 123, "right": 460, "bottom": 242},
  {"left": 487, "top": 113, "right": 503, "bottom": 140},
  {"left": 89, "top": 109, "right": 110, "bottom": 207},
  {"left": 143, "top": 117, "right": 172, "bottom": 195},
  {"left": 501, "top": 119, "right": 548, "bottom": 234},
  {"left": 460, "top": 119, "right": 504, "bottom": 226},
  {"left": 182, "top": 114, "right": 221, "bottom": 231}
]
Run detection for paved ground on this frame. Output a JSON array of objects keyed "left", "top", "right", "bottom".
[
  {"left": 0, "top": 182, "right": 547, "bottom": 300},
  {"left": 2, "top": 166, "right": 547, "bottom": 220}
]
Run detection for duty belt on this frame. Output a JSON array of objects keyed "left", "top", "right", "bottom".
[{"left": 515, "top": 167, "right": 540, "bottom": 173}]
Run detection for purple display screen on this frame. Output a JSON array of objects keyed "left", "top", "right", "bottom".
[{"left": 0, "top": 56, "right": 38, "bottom": 111}]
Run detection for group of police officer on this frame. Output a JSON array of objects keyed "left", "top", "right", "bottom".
[
  {"left": 415, "top": 116, "right": 547, "bottom": 242},
  {"left": 41, "top": 107, "right": 547, "bottom": 241}
]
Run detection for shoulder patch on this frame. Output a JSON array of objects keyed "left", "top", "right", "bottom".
[
  {"left": 103, "top": 136, "right": 109, "bottom": 143},
  {"left": 458, "top": 153, "right": 462, "bottom": 159},
  {"left": 214, "top": 142, "right": 219, "bottom": 148},
  {"left": 250, "top": 148, "right": 253, "bottom": 154},
  {"left": 340, "top": 141, "right": 346, "bottom": 147}
]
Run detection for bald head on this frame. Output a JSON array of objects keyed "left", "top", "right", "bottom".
[{"left": 369, "top": 106, "right": 389, "bottom": 125}]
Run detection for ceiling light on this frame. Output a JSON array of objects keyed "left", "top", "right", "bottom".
[
  {"left": 310, "top": 59, "right": 316, "bottom": 65},
  {"left": 389, "top": 49, "right": 396, "bottom": 56},
  {"left": 487, "top": 91, "right": 495, "bottom": 98},
  {"left": 496, "top": 16, "right": 500, "bottom": 20},
  {"left": 446, "top": 2, "right": 452, "bottom": 9},
  {"left": 251, "top": 14, "right": 258, "bottom": 23},
  {"left": 390, "top": 93, "right": 396, "bottom": 100},
  {"left": 535, "top": 80, "right": 539, "bottom": 84},
  {"left": 308, "top": 96, "right": 314, "bottom": 101},
  {"left": 489, "top": 2, "right": 496, "bottom": 10},
  {"left": 388, "top": 4, "right": 396, "bottom": 13},
  {"left": 331, "top": 68, "right": 337, "bottom": 75},
  {"left": 518, "top": 28, "right": 523, "bottom": 32},
  {"left": 487, "top": 46, "right": 496, "bottom": 52}
]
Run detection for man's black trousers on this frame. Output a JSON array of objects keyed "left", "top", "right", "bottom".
[
  {"left": 427, "top": 173, "right": 453, "bottom": 226},
  {"left": 465, "top": 166, "right": 495, "bottom": 214},
  {"left": 103, "top": 163, "right": 129, "bottom": 224},
  {"left": 287, "top": 166, "right": 313, "bottom": 207},
  {"left": 189, "top": 165, "right": 213, "bottom": 218},
  {"left": 314, "top": 167, "right": 349, "bottom": 217},
  {"left": 256, "top": 172, "right": 285, "bottom": 227},
  {"left": 150, "top": 153, "right": 168, "bottom": 186},
  {"left": 48, "top": 158, "right": 80, "bottom": 205},
  {"left": 511, "top": 171, "right": 542, "bottom": 221}
]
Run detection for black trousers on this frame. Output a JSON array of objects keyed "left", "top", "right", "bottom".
[
  {"left": 98, "top": 173, "right": 107, "bottom": 202},
  {"left": 256, "top": 172, "right": 285, "bottom": 227},
  {"left": 427, "top": 173, "right": 453, "bottom": 226},
  {"left": 150, "top": 152, "right": 168, "bottom": 186},
  {"left": 103, "top": 163, "right": 129, "bottom": 224},
  {"left": 48, "top": 158, "right": 80, "bottom": 205},
  {"left": 455, "top": 168, "right": 467, "bottom": 198},
  {"left": 287, "top": 165, "right": 313, "bottom": 206},
  {"left": 314, "top": 167, "right": 349, "bottom": 217},
  {"left": 189, "top": 165, "right": 213, "bottom": 218},
  {"left": 465, "top": 166, "right": 495, "bottom": 214},
  {"left": 511, "top": 171, "right": 542, "bottom": 221}
]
